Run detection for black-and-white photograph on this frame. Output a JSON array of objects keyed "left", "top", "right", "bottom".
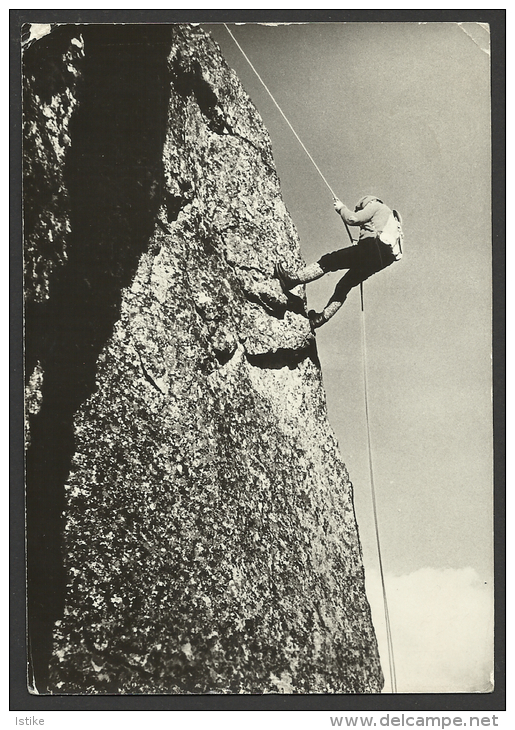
[{"left": 18, "top": 14, "right": 500, "bottom": 706}]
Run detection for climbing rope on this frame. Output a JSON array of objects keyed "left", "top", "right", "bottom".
[
  {"left": 341, "top": 217, "right": 398, "bottom": 694},
  {"left": 224, "top": 23, "right": 398, "bottom": 693},
  {"left": 359, "top": 282, "right": 398, "bottom": 694},
  {"left": 223, "top": 24, "right": 337, "bottom": 199}
]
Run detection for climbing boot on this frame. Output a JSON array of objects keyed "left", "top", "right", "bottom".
[
  {"left": 275, "top": 261, "right": 299, "bottom": 291},
  {"left": 308, "top": 310, "right": 327, "bottom": 331}
]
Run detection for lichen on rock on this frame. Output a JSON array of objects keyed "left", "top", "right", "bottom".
[{"left": 23, "top": 23, "right": 383, "bottom": 694}]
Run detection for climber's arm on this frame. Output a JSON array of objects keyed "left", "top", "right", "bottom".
[{"left": 333, "top": 198, "right": 380, "bottom": 226}]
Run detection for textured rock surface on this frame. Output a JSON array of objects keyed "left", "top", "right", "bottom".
[
  {"left": 22, "top": 26, "right": 84, "bottom": 304},
  {"left": 24, "top": 24, "right": 383, "bottom": 694}
]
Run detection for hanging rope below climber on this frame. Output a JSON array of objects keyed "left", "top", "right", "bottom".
[{"left": 224, "top": 23, "right": 402, "bottom": 693}]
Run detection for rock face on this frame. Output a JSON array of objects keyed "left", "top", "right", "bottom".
[{"left": 23, "top": 24, "right": 383, "bottom": 694}]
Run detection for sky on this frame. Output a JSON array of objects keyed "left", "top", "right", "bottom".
[{"left": 205, "top": 21, "right": 493, "bottom": 694}]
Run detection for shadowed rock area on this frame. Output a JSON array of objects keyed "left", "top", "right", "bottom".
[{"left": 23, "top": 23, "right": 383, "bottom": 694}]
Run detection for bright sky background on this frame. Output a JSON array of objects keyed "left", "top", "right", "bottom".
[{"left": 205, "top": 21, "right": 493, "bottom": 693}]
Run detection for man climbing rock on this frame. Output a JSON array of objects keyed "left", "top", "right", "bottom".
[{"left": 275, "top": 195, "right": 402, "bottom": 330}]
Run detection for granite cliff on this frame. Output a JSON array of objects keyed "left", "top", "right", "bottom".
[{"left": 23, "top": 23, "right": 383, "bottom": 694}]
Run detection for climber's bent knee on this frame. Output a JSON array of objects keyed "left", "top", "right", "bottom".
[{"left": 318, "top": 245, "right": 361, "bottom": 273}]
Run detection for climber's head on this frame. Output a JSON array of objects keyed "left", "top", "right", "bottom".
[{"left": 355, "top": 195, "right": 383, "bottom": 211}]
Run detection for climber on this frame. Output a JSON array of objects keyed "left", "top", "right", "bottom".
[{"left": 275, "top": 195, "right": 403, "bottom": 330}]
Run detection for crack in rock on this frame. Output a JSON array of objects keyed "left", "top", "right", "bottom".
[
  {"left": 135, "top": 346, "right": 165, "bottom": 395},
  {"left": 245, "top": 340, "right": 319, "bottom": 371}
]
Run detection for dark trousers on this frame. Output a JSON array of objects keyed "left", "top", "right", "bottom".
[{"left": 319, "top": 236, "right": 395, "bottom": 306}]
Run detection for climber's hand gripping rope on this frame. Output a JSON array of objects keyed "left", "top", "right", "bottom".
[{"left": 332, "top": 196, "right": 355, "bottom": 244}]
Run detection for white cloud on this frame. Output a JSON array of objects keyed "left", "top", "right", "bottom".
[{"left": 365, "top": 566, "right": 494, "bottom": 693}]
